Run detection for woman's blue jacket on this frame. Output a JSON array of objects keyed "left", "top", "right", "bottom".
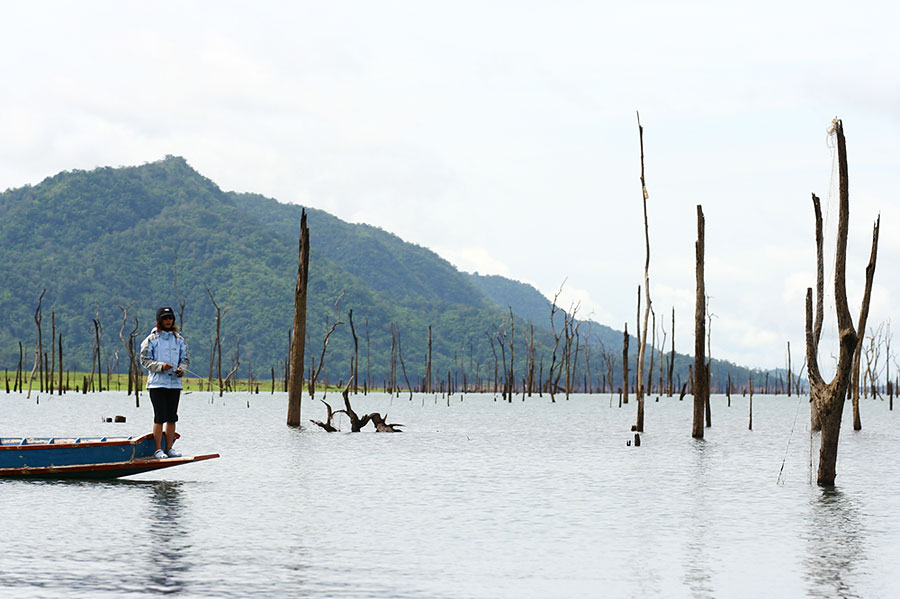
[{"left": 139, "top": 327, "right": 189, "bottom": 389}]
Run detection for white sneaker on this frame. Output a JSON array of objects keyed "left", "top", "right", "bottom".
[
  {"left": 166, "top": 448, "right": 182, "bottom": 458},
  {"left": 154, "top": 449, "right": 167, "bottom": 459}
]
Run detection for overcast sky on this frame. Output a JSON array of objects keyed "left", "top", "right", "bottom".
[{"left": 2, "top": 1, "right": 898, "bottom": 372}]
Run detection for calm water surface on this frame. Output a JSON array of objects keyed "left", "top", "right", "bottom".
[{"left": 1, "top": 391, "right": 899, "bottom": 598}]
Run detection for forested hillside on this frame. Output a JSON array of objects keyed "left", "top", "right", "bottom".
[{"left": 0, "top": 157, "right": 783, "bottom": 392}]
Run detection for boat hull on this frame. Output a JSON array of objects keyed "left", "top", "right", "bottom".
[
  {"left": 0, "top": 433, "right": 218, "bottom": 479},
  {"left": 0, "top": 454, "right": 220, "bottom": 480}
]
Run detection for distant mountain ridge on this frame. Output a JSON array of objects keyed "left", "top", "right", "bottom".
[{"left": 0, "top": 156, "right": 780, "bottom": 392}]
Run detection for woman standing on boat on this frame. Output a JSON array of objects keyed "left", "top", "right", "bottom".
[{"left": 140, "top": 306, "right": 189, "bottom": 459}]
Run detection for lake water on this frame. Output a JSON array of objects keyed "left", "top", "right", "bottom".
[{"left": 1, "top": 390, "right": 899, "bottom": 598}]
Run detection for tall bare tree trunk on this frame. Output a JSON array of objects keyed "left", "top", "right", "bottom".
[
  {"left": 16, "top": 341, "right": 23, "bottom": 392},
  {"left": 206, "top": 288, "right": 227, "bottom": 398},
  {"left": 850, "top": 240, "right": 878, "bottom": 430},
  {"left": 635, "top": 112, "right": 653, "bottom": 431},
  {"left": 49, "top": 312, "right": 56, "bottom": 394},
  {"left": 288, "top": 210, "right": 310, "bottom": 426},
  {"left": 34, "top": 290, "right": 45, "bottom": 393},
  {"left": 26, "top": 342, "right": 39, "bottom": 399},
  {"left": 693, "top": 205, "right": 707, "bottom": 439},
  {"left": 58, "top": 333, "right": 63, "bottom": 395},
  {"left": 425, "top": 325, "right": 432, "bottom": 393},
  {"left": 394, "top": 323, "right": 413, "bottom": 400},
  {"left": 809, "top": 193, "right": 825, "bottom": 433},
  {"left": 787, "top": 341, "right": 792, "bottom": 397},
  {"left": 647, "top": 309, "right": 655, "bottom": 396},
  {"left": 622, "top": 324, "right": 629, "bottom": 405},
  {"left": 806, "top": 119, "right": 879, "bottom": 486},
  {"left": 349, "top": 309, "right": 359, "bottom": 394},
  {"left": 668, "top": 307, "right": 675, "bottom": 396}
]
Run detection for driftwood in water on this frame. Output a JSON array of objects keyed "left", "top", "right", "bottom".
[
  {"left": 311, "top": 381, "right": 404, "bottom": 433},
  {"left": 309, "top": 399, "right": 339, "bottom": 432},
  {"left": 337, "top": 381, "right": 370, "bottom": 431},
  {"left": 369, "top": 413, "right": 403, "bottom": 433}
]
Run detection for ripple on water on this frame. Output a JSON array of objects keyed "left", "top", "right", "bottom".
[{"left": 1, "top": 392, "right": 898, "bottom": 598}]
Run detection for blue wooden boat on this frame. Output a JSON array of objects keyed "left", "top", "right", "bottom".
[{"left": 0, "top": 433, "right": 219, "bottom": 479}]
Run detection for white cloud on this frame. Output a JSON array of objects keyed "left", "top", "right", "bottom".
[
  {"left": 1, "top": 1, "right": 898, "bottom": 372},
  {"left": 436, "top": 247, "right": 513, "bottom": 278}
]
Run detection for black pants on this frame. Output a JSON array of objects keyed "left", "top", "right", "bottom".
[{"left": 149, "top": 388, "right": 181, "bottom": 424}]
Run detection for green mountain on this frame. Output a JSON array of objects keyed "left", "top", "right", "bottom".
[{"left": 0, "top": 156, "right": 785, "bottom": 393}]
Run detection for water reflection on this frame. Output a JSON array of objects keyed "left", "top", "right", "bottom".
[
  {"left": 683, "top": 440, "right": 715, "bottom": 599},
  {"left": 804, "top": 488, "right": 866, "bottom": 598},
  {"left": 145, "top": 481, "right": 191, "bottom": 594}
]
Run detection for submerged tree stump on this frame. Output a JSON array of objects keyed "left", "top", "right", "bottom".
[{"left": 310, "top": 380, "right": 404, "bottom": 433}]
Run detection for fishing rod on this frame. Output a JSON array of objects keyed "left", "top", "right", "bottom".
[{"left": 178, "top": 367, "right": 228, "bottom": 395}]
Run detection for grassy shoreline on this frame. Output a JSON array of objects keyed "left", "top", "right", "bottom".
[{"left": 0, "top": 371, "right": 360, "bottom": 394}]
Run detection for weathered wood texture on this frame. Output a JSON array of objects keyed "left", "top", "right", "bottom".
[
  {"left": 806, "top": 119, "right": 879, "bottom": 486},
  {"left": 287, "top": 209, "right": 310, "bottom": 427},
  {"left": 693, "top": 205, "right": 708, "bottom": 439}
]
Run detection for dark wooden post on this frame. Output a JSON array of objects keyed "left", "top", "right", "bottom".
[
  {"left": 287, "top": 209, "right": 310, "bottom": 427},
  {"left": 34, "top": 290, "right": 45, "bottom": 392},
  {"left": 58, "top": 332, "right": 63, "bottom": 395},
  {"left": 622, "top": 324, "right": 629, "bottom": 405},
  {"left": 692, "top": 205, "right": 707, "bottom": 439}
]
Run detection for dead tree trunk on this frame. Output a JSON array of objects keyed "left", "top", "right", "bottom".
[
  {"left": 26, "top": 342, "right": 39, "bottom": 399},
  {"left": 118, "top": 303, "right": 141, "bottom": 406},
  {"left": 425, "top": 325, "right": 432, "bottom": 394},
  {"left": 692, "top": 205, "right": 708, "bottom": 439},
  {"left": 49, "top": 312, "right": 56, "bottom": 395},
  {"left": 206, "top": 286, "right": 228, "bottom": 398},
  {"left": 635, "top": 113, "right": 652, "bottom": 431},
  {"left": 810, "top": 193, "right": 826, "bottom": 430},
  {"left": 393, "top": 323, "right": 413, "bottom": 400},
  {"left": 850, "top": 243, "right": 878, "bottom": 430},
  {"left": 349, "top": 309, "right": 359, "bottom": 394},
  {"left": 16, "top": 341, "right": 23, "bottom": 393},
  {"left": 749, "top": 375, "right": 753, "bottom": 431},
  {"left": 34, "top": 290, "right": 45, "bottom": 393},
  {"left": 547, "top": 283, "right": 566, "bottom": 403},
  {"left": 92, "top": 318, "right": 103, "bottom": 392},
  {"left": 806, "top": 119, "right": 879, "bottom": 486},
  {"left": 622, "top": 324, "right": 629, "bottom": 405},
  {"left": 528, "top": 324, "right": 536, "bottom": 396},
  {"left": 508, "top": 307, "right": 516, "bottom": 401},
  {"left": 668, "top": 307, "right": 675, "bottom": 396},
  {"left": 57, "top": 333, "right": 63, "bottom": 395},
  {"left": 886, "top": 324, "right": 892, "bottom": 410},
  {"left": 173, "top": 252, "right": 187, "bottom": 332}
]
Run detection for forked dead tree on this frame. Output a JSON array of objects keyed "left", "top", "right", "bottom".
[
  {"left": 206, "top": 286, "right": 228, "bottom": 397},
  {"left": 806, "top": 119, "right": 880, "bottom": 486},
  {"left": 118, "top": 303, "right": 141, "bottom": 406}
]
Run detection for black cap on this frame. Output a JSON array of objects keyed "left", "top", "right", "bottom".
[{"left": 156, "top": 306, "right": 175, "bottom": 320}]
